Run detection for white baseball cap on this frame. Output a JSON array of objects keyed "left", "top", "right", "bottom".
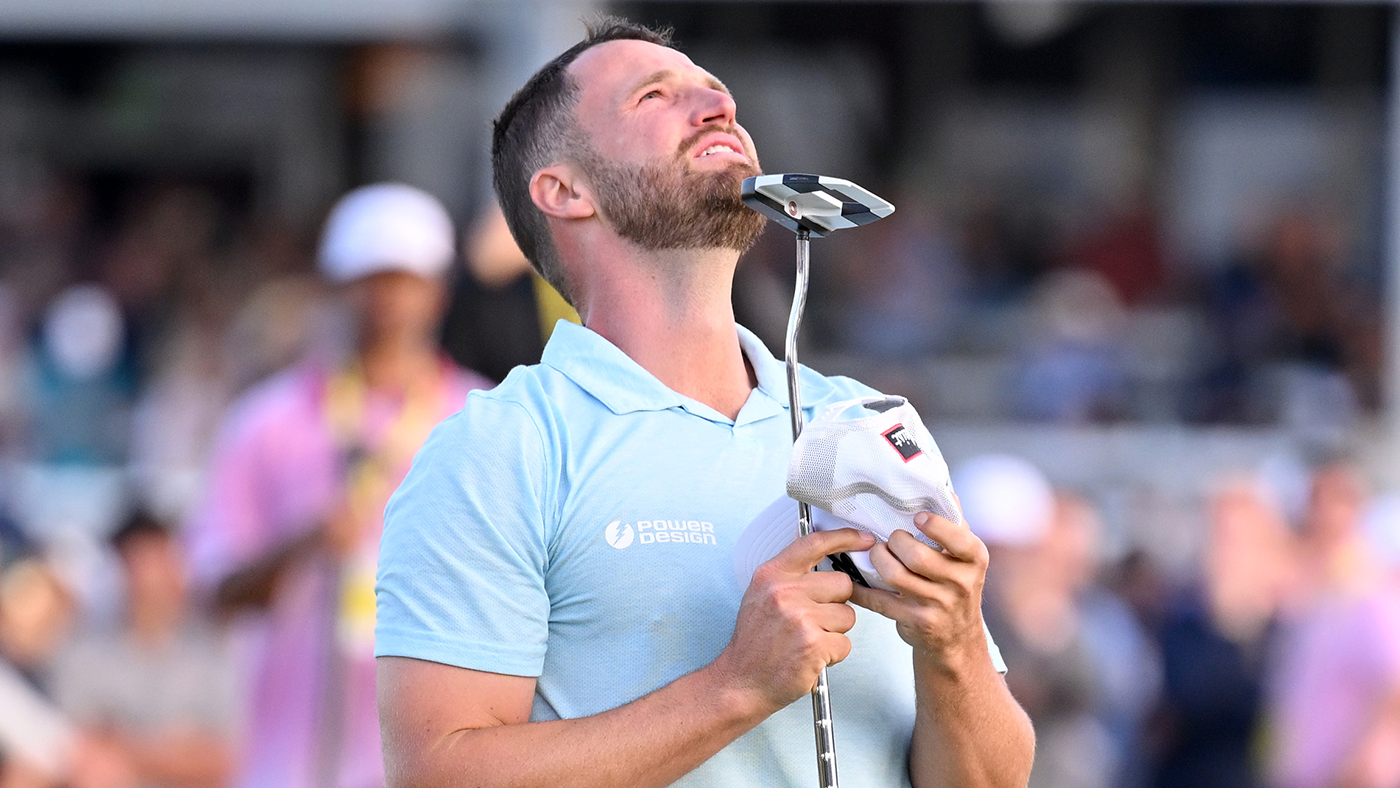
[
  {"left": 733, "top": 495, "right": 909, "bottom": 592},
  {"left": 729, "top": 396, "right": 959, "bottom": 591},
  {"left": 950, "top": 454, "right": 1054, "bottom": 547},
  {"left": 317, "top": 183, "right": 455, "bottom": 284},
  {"left": 788, "top": 396, "right": 962, "bottom": 548}
]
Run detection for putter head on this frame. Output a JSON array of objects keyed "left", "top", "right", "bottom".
[{"left": 741, "top": 174, "right": 895, "bottom": 237}]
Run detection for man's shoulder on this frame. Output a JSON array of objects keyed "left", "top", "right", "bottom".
[
  {"left": 455, "top": 358, "right": 591, "bottom": 425},
  {"left": 429, "top": 361, "right": 570, "bottom": 455}
]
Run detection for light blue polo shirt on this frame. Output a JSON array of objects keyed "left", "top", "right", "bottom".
[{"left": 377, "top": 321, "right": 1000, "bottom": 788}]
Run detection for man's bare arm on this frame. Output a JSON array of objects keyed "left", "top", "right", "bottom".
[
  {"left": 852, "top": 513, "right": 1035, "bottom": 788},
  {"left": 379, "top": 528, "right": 876, "bottom": 788}
]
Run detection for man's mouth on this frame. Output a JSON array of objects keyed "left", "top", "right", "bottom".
[
  {"left": 688, "top": 131, "right": 748, "bottom": 162},
  {"left": 699, "top": 144, "right": 739, "bottom": 158}
]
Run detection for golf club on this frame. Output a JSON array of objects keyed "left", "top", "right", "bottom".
[{"left": 741, "top": 173, "right": 896, "bottom": 788}]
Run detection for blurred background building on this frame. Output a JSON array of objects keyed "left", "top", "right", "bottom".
[{"left": 1, "top": 2, "right": 1400, "bottom": 787}]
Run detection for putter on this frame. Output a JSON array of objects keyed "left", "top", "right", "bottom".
[{"left": 741, "top": 174, "right": 895, "bottom": 788}]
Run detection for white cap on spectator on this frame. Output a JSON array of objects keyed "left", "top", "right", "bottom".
[
  {"left": 951, "top": 454, "right": 1055, "bottom": 547},
  {"left": 318, "top": 183, "right": 455, "bottom": 284}
]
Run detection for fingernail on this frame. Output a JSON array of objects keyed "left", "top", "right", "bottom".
[{"left": 914, "top": 512, "right": 930, "bottom": 526}]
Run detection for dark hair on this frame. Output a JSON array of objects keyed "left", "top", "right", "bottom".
[
  {"left": 491, "top": 16, "right": 673, "bottom": 306},
  {"left": 110, "top": 510, "right": 170, "bottom": 552}
]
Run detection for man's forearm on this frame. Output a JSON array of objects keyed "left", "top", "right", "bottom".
[
  {"left": 908, "top": 650, "right": 1035, "bottom": 788},
  {"left": 383, "top": 662, "right": 768, "bottom": 788}
]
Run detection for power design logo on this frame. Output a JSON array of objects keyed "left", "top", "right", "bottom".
[
  {"left": 603, "top": 519, "right": 719, "bottom": 549},
  {"left": 604, "top": 520, "right": 635, "bottom": 549}
]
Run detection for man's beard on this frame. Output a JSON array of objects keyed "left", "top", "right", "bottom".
[{"left": 577, "top": 131, "right": 768, "bottom": 253}]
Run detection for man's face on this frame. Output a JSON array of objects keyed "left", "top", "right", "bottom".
[{"left": 566, "top": 40, "right": 766, "bottom": 252}]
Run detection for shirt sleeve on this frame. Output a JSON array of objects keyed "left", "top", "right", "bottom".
[{"left": 375, "top": 395, "right": 554, "bottom": 677}]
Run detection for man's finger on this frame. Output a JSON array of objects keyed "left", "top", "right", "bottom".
[
  {"left": 849, "top": 583, "right": 909, "bottom": 620},
  {"left": 811, "top": 600, "right": 859, "bottom": 634},
  {"left": 769, "top": 527, "right": 876, "bottom": 574},
  {"left": 912, "top": 512, "right": 983, "bottom": 563},
  {"left": 877, "top": 535, "right": 951, "bottom": 590},
  {"left": 803, "top": 568, "right": 857, "bottom": 604}
]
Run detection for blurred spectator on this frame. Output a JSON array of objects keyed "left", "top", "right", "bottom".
[
  {"left": 184, "top": 184, "right": 491, "bottom": 788},
  {"left": 1150, "top": 476, "right": 1298, "bottom": 788},
  {"left": 1014, "top": 269, "right": 1129, "bottom": 422},
  {"left": 221, "top": 275, "right": 329, "bottom": 396},
  {"left": 831, "top": 198, "right": 969, "bottom": 359},
  {"left": 52, "top": 512, "right": 236, "bottom": 788},
  {"left": 959, "top": 455, "right": 1156, "bottom": 788},
  {"left": 1199, "top": 207, "right": 1372, "bottom": 425},
  {"left": 0, "top": 554, "right": 77, "bottom": 785},
  {"left": 1058, "top": 494, "right": 1164, "bottom": 788},
  {"left": 129, "top": 321, "right": 239, "bottom": 527},
  {"left": 132, "top": 272, "right": 330, "bottom": 526},
  {"left": 97, "top": 187, "right": 226, "bottom": 377},
  {"left": 0, "top": 556, "right": 75, "bottom": 694},
  {"left": 440, "top": 205, "right": 578, "bottom": 382},
  {"left": 1062, "top": 197, "right": 1167, "bottom": 308},
  {"left": 962, "top": 200, "right": 1054, "bottom": 303},
  {"left": 1267, "top": 492, "right": 1400, "bottom": 788},
  {"left": 1293, "top": 459, "right": 1375, "bottom": 601},
  {"left": 21, "top": 284, "right": 135, "bottom": 466}
]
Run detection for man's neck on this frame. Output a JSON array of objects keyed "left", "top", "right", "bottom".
[{"left": 575, "top": 240, "right": 756, "bottom": 420}]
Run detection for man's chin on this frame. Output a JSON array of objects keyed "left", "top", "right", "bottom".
[{"left": 694, "top": 165, "right": 760, "bottom": 206}]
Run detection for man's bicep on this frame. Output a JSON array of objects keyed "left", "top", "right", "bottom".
[
  {"left": 378, "top": 657, "right": 537, "bottom": 778},
  {"left": 379, "top": 655, "right": 536, "bottom": 731}
]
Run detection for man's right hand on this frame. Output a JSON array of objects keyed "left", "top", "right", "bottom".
[{"left": 712, "top": 527, "right": 877, "bottom": 713}]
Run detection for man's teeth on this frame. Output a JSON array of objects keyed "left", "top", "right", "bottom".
[{"left": 701, "top": 145, "right": 736, "bottom": 157}]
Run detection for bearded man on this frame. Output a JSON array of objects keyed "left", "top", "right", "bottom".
[{"left": 375, "top": 18, "right": 1035, "bottom": 788}]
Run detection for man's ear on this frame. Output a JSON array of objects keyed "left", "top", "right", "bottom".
[{"left": 530, "top": 165, "right": 596, "bottom": 221}]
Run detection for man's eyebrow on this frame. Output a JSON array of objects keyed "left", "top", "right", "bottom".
[{"left": 629, "top": 69, "right": 731, "bottom": 96}]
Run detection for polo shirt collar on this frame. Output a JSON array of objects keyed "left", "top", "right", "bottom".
[{"left": 540, "top": 320, "right": 794, "bottom": 423}]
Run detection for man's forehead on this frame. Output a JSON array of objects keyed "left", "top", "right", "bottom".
[{"left": 569, "top": 39, "right": 717, "bottom": 97}]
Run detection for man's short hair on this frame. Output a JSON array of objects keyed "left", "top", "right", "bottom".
[{"left": 491, "top": 16, "right": 674, "bottom": 306}]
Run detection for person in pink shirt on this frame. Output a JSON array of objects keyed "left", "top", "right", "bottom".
[
  {"left": 185, "top": 184, "right": 492, "bottom": 788},
  {"left": 1269, "top": 479, "right": 1400, "bottom": 788}
]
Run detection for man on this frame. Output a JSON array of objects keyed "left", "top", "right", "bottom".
[
  {"left": 186, "top": 184, "right": 492, "bottom": 788},
  {"left": 54, "top": 512, "right": 237, "bottom": 788},
  {"left": 376, "top": 19, "right": 1034, "bottom": 788}
]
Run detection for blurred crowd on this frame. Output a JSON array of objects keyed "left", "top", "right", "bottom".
[
  {"left": 0, "top": 151, "right": 1390, "bottom": 788},
  {"left": 959, "top": 451, "right": 1400, "bottom": 788},
  {"left": 736, "top": 188, "right": 1381, "bottom": 431}
]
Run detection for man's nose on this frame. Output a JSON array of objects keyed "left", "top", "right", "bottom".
[{"left": 691, "top": 86, "right": 737, "bottom": 127}]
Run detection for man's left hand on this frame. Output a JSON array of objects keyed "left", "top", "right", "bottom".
[{"left": 848, "top": 512, "right": 990, "bottom": 671}]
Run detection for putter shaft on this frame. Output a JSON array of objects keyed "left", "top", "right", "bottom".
[{"left": 785, "top": 229, "right": 840, "bottom": 788}]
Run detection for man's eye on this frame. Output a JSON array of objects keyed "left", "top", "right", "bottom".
[{"left": 641, "top": 90, "right": 663, "bottom": 101}]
